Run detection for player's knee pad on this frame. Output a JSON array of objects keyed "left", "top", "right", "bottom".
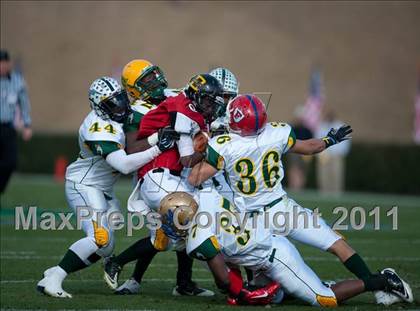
[
  {"left": 151, "top": 228, "right": 170, "bottom": 251},
  {"left": 92, "top": 221, "right": 110, "bottom": 247},
  {"left": 316, "top": 294, "right": 338, "bottom": 307}
]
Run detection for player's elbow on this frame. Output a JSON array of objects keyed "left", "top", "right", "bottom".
[{"left": 119, "top": 166, "right": 132, "bottom": 175}]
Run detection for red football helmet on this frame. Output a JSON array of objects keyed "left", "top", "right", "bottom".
[{"left": 228, "top": 94, "right": 268, "bottom": 136}]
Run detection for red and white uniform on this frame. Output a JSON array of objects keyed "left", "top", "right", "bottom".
[
  {"left": 136, "top": 92, "right": 206, "bottom": 179},
  {"left": 128, "top": 92, "right": 206, "bottom": 251}
]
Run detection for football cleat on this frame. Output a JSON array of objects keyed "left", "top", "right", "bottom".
[
  {"left": 172, "top": 281, "right": 214, "bottom": 297},
  {"left": 37, "top": 267, "right": 72, "bottom": 298},
  {"left": 374, "top": 290, "right": 402, "bottom": 306},
  {"left": 382, "top": 268, "right": 413, "bottom": 303},
  {"left": 226, "top": 296, "right": 238, "bottom": 305},
  {"left": 103, "top": 255, "right": 122, "bottom": 290},
  {"left": 115, "top": 278, "right": 141, "bottom": 295}
]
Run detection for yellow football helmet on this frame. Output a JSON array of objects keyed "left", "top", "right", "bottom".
[
  {"left": 158, "top": 192, "right": 198, "bottom": 239},
  {"left": 121, "top": 59, "right": 168, "bottom": 101}
]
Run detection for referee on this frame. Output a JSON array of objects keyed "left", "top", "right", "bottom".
[{"left": 0, "top": 49, "right": 32, "bottom": 193}]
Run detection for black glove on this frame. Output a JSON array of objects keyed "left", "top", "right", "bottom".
[
  {"left": 157, "top": 126, "right": 180, "bottom": 152},
  {"left": 323, "top": 125, "right": 352, "bottom": 148}
]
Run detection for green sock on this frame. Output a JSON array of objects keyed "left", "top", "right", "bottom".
[
  {"left": 58, "top": 249, "right": 88, "bottom": 274},
  {"left": 343, "top": 253, "right": 372, "bottom": 280}
]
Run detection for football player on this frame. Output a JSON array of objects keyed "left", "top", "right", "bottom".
[
  {"left": 103, "top": 74, "right": 225, "bottom": 296},
  {"left": 158, "top": 190, "right": 413, "bottom": 307},
  {"left": 114, "top": 59, "right": 202, "bottom": 296},
  {"left": 36, "top": 77, "right": 177, "bottom": 298},
  {"left": 161, "top": 191, "right": 281, "bottom": 306},
  {"left": 188, "top": 94, "right": 413, "bottom": 305},
  {"left": 199, "top": 67, "right": 239, "bottom": 201},
  {"left": 121, "top": 59, "right": 180, "bottom": 154},
  {"left": 208, "top": 67, "right": 239, "bottom": 135}
]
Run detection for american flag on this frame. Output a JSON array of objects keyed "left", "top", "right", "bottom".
[
  {"left": 414, "top": 65, "right": 420, "bottom": 144},
  {"left": 301, "top": 68, "right": 325, "bottom": 133}
]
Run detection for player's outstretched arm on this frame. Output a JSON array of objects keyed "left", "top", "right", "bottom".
[
  {"left": 290, "top": 125, "right": 352, "bottom": 155},
  {"left": 106, "top": 133, "right": 177, "bottom": 175},
  {"left": 106, "top": 147, "right": 161, "bottom": 175},
  {"left": 188, "top": 161, "right": 218, "bottom": 186}
]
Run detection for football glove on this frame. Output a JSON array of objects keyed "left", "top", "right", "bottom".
[
  {"left": 323, "top": 125, "right": 352, "bottom": 148},
  {"left": 157, "top": 126, "right": 180, "bottom": 152}
]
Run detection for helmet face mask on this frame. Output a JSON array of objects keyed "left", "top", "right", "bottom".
[
  {"left": 134, "top": 65, "right": 168, "bottom": 101},
  {"left": 186, "top": 74, "right": 225, "bottom": 123},
  {"left": 89, "top": 77, "right": 131, "bottom": 123},
  {"left": 121, "top": 60, "right": 168, "bottom": 102},
  {"left": 222, "top": 92, "right": 237, "bottom": 105},
  {"left": 98, "top": 90, "right": 132, "bottom": 123},
  {"left": 195, "top": 94, "right": 225, "bottom": 122}
]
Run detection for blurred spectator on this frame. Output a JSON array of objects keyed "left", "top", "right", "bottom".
[
  {"left": 0, "top": 49, "right": 32, "bottom": 193},
  {"left": 287, "top": 106, "right": 313, "bottom": 191},
  {"left": 316, "top": 108, "right": 351, "bottom": 194}
]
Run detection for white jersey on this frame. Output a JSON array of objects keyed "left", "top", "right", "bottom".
[
  {"left": 186, "top": 190, "right": 272, "bottom": 268},
  {"left": 206, "top": 122, "right": 296, "bottom": 211},
  {"left": 65, "top": 111, "right": 125, "bottom": 193}
]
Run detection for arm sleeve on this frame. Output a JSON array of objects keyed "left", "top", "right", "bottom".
[
  {"left": 105, "top": 146, "right": 161, "bottom": 175},
  {"left": 177, "top": 134, "right": 195, "bottom": 157},
  {"left": 205, "top": 143, "right": 225, "bottom": 170},
  {"left": 283, "top": 126, "right": 297, "bottom": 154},
  {"left": 188, "top": 236, "right": 221, "bottom": 261},
  {"left": 17, "top": 76, "right": 32, "bottom": 127}
]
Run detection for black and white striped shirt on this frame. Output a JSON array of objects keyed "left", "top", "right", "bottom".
[{"left": 0, "top": 70, "right": 31, "bottom": 126}]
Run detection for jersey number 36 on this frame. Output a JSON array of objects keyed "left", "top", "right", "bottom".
[{"left": 234, "top": 150, "right": 281, "bottom": 195}]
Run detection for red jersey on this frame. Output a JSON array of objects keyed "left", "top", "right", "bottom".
[{"left": 137, "top": 93, "right": 206, "bottom": 178}]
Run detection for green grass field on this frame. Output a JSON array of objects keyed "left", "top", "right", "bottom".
[{"left": 1, "top": 174, "right": 419, "bottom": 310}]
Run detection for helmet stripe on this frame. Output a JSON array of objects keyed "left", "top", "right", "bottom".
[
  {"left": 101, "top": 78, "right": 114, "bottom": 92},
  {"left": 221, "top": 68, "right": 226, "bottom": 85},
  {"left": 245, "top": 95, "right": 259, "bottom": 132}
]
